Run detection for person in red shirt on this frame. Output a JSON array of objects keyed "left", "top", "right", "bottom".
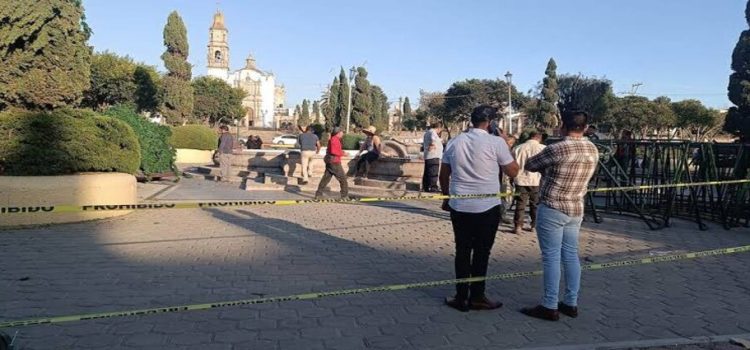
[{"left": 315, "top": 127, "right": 349, "bottom": 200}]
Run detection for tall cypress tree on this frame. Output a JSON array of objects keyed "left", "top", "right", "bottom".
[
  {"left": 160, "top": 11, "right": 193, "bottom": 125},
  {"left": 352, "top": 66, "right": 372, "bottom": 127},
  {"left": 312, "top": 100, "right": 320, "bottom": 122},
  {"left": 725, "top": 1, "right": 750, "bottom": 142},
  {"left": 324, "top": 77, "right": 340, "bottom": 131},
  {"left": 539, "top": 58, "right": 560, "bottom": 129},
  {"left": 338, "top": 67, "right": 350, "bottom": 129},
  {"left": 403, "top": 97, "right": 413, "bottom": 119},
  {"left": 298, "top": 99, "right": 311, "bottom": 126},
  {"left": 0, "top": 0, "right": 92, "bottom": 110}
]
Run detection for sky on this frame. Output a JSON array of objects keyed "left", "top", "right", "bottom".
[{"left": 84, "top": 0, "right": 747, "bottom": 110}]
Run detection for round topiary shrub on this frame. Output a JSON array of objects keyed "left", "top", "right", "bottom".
[
  {"left": 105, "top": 105, "right": 176, "bottom": 174},
  {"left": 0, "top": 108, "right": 141, "bottom": 175},
  {"left": 170, "top": 125, "right": 217, "bottom": 151}
]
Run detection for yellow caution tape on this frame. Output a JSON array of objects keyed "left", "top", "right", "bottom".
[
  {"left": 2, "top": 244, "right": 748, "bottom": 329},
  {"left": 1, "top": 179, "right": 748, "bottom": 215}
]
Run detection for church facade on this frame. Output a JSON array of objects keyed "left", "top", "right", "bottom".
[{"left": 206, "top": 11, "right": 284, "bottom": 128}]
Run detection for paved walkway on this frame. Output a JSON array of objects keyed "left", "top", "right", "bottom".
[{"left": 2, "top": 179, "right": 750, "bottom": 349}]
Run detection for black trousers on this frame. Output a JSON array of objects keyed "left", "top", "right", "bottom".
[
  {"left": 514, "top": 185, "right": 539, "bottom": 227},
  {"left": 355, "top": 152, "right": 380, "bottom": 177},
  {"left": 449, "top": 205, "right": 502, "bottom": 300},
  {"left": 422, "top": 158, "right": 440, "bottom": 192},
  {"left": 316, "top": 160, "right": 348, "bottom": 197}
]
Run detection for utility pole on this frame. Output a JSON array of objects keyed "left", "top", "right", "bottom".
[
  {"left": 346, "top": 66, "right": 356, "bottom": 133},
  {"left": 504, "top": 71, "right": 514, "bottom": 135},
  {"left": 630, "top": 83, "right": 643, "bottom": 96}
]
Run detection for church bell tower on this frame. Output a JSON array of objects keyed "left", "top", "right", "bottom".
[{"left": 207, "top": 10, "right": 229, "bottom": 79}]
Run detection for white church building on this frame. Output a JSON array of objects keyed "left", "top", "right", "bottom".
[{"left": 205, "top": 11, "right": 284, "bottom": 128}]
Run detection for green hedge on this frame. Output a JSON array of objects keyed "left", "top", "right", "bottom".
[
  {"left": 105, "top": 105, "right": 175, "bottom": 174},
  {"left": 170, "top": 125, "right": 217, "bottom": 151},
  {"left": 342, "top": 134, "right": 365, "bottom": 150},
  {"left": 0, "top": 108, "right": 140, "bottom": 175}
]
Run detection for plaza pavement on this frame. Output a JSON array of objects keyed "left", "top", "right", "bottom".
[{"left": 2, "top": 178, "right": 750, "bottom": 349}]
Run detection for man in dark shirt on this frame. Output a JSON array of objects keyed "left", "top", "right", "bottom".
[
  {"left": 315, "top": 127, "right": 348, "bottom": 200},
  {"left": 217, "top": 125, "right": 234, "bottom": 182},
  {"left": 298, "top": 126, "right": 321, "bottom": 185}
]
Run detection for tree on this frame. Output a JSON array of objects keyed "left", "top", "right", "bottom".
[
  {"left": 351, "top": 66, "right": 372, "bottom": 128},
  {"left": 370, "top": 85, "right": 389, "bottom": 132},
  {"left": 610, "top": 96, "right": 676, "bottom": 138},
  {"left": 312, "top": 100, "right": 320, "bottom": 122},
  {"left": 0, "top": 0, "right": 92, "bottom": 110},
  {"left": 321, "top": 76, "right": 340, "bottom": 131},
  {"left": 160, "top": 11, "right": 193, "bottom": 125},
  {"left": 673, "top": 99, "right": 724, "bottom": 141},
  {"left": 82, "top": 52, "right": 137, "bottom": 111},
  {"left": 298, "top": 99, "right": 311, "bottom": 126},
  {"left": 192, "top": 76, "right": 245, "bottom": 126},
  {"left": 538, "top": 58, "right": 560, "bottom": 129},
  {"left": 133, "top": 65, "right": 161, "bottom": 113},
  {"left": 557, "top": 74, "right": 615, "bottom": 124},
  {"left": 338, "top": 67, "right": 350, "bottom": 129},
  {"left": 403, "top": 97, "right": 413, "bottom": 119},
  {"left": 441, "top": 79, "right": 527, "bottom": 128},
  {"left": 725, "top": 0, "right": 750, "bottom": 142}
]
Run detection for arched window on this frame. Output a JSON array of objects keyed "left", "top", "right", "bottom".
[{"left": 214, "top": 50, "right": 222, "bottom": 62}]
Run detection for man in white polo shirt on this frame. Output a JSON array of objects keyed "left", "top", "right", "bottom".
[{"left": 439, "top": 105, "right": 520, "bottom": 312}]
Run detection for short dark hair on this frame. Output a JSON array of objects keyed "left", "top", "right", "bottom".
[
  {"left": 528, "top": 130, "right": 541, "bottom": 139},
  {"left": 430, "top": 121, "right": 443, "bottom": 129},
  {"left": 470, "top": 105, "right": 499, "bottom": 127},
  {"left": 562, "top": 111, "right": 589, "bottom": 132},
  {"left": 219, "top": 125, "right": 229, "bottom": 131}
]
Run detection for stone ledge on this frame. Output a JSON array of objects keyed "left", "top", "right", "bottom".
[{"left": 0, "top": 173, "right": 137, "bottom": 227}]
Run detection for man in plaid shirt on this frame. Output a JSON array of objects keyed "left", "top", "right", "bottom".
[{"left": 520, "top": 111, "right": 599, "bottom": 321}]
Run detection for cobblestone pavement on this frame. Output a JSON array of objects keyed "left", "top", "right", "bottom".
[{"left": 2, "top": 179, "right": 750, "bottom": 349}]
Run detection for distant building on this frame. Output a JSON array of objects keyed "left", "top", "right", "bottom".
[{"left": 205, "top": 11, "right": 285, "bottom": 128}]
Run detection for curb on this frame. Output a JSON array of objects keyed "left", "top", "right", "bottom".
[{"left": 513, "top": 333, "right": 750, "bottom": 350}]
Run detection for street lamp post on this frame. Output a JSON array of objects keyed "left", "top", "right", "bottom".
[
  {"left": 346, "top": 66, "right": 357, "bottom": 133},
  {"left": 504, "top": 71, "right": 513, "bottom": 135}
]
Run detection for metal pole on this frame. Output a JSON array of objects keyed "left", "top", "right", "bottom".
[{"left": 507, "top": 76, "right": 513, "bottom": 135}]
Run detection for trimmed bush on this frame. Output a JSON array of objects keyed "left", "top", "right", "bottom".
[
  {"left": 0, "top": 108, "right": 140, "bottom": 175},
  {"left": 342, "top": 134, "right": 365, "bottom": 150},
  {"left": 170, "top": 125, "right": 217, "bottom": 151},
  {"left": 105, "top": 105, "right": 176, "bottom": 174}
]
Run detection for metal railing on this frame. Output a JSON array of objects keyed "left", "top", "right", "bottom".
[{"left": 585, "top": 140, "right": 750, "bottom": 230}]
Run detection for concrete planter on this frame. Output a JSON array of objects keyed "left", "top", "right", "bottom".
[
  {"left": 0, "top": 173, "right": 137, "bottom": 227},
  {"left": 175, "top": 148, "right": 214, "bottom": 164}
]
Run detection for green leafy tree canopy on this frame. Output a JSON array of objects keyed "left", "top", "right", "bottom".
[{"left": 0, "top": 0, "right": 92, "bottom": 110}]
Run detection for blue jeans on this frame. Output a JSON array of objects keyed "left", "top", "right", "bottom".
[{"left": 535, "top": 204, "right": 583, "bottom": 309}]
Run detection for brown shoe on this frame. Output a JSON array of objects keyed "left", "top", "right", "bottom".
[
  {"left": 445, "top": 296, "right": 469, "bottom": 312},
  {"left": 521, "top": 305, "right": 559, "bottom": 321},
  {"left": 558, "top": 302, "right": 578, "bottom": 318},
  {"left": 469, "top": 296, "right": 503, "bottom": 310},
  {"left": 513, "top": 226, "right": 523, "bottom": 235}
]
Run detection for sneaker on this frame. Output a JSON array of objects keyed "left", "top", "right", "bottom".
[
  {"left": 520, "top": 305, "right": 559, "bottom": 321},
  {"left": 558, "top": 302, "right": 578, "bottom": 318}
]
